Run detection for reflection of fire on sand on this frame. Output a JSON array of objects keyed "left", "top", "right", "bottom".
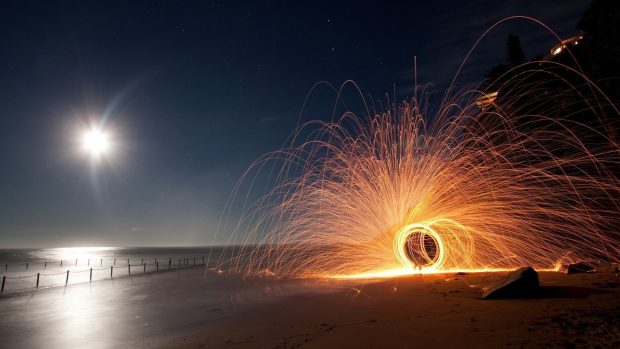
[
  {"left": 1, "top": 264, "right": 619, "bottom": 348},
  {"left": 157, "top": 268, "right": 620, "bottom": 348}
]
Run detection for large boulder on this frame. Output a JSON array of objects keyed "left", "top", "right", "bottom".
[{"left": 481, "top": 267, "right": 539, "bottom": 299}]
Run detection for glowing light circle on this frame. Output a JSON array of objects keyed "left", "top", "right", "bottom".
[{"left": 394, "top": 223, "right": 445, "bottom": 271}]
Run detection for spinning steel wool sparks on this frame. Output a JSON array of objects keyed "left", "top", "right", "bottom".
[
  {"left": 219, "top": 88, "right": 620, "bottom": 278},
  {"left": 216, "top": 22, "right": 620, "bottom": 280}
]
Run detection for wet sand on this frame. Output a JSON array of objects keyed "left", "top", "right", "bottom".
[
  {"left": 0, "top": 267, "right": 343, "bottom": 348},
  {"left": 1, "top": 268, "right": 619, "bottom": 348}
]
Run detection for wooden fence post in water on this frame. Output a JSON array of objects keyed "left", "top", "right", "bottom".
[
  {"left": 26, "top": 262, "right": 28, "bottom": 270},
  {"left": 36, "top": 273, "right": 40, "bottom": 288},
  {"left": 65, "top": 270, "right": 70, "bottom": 286},
  {"left": 141, "top": 258, "right": 143, "bottom": 264},
  {"left": 114, "top": 258, "right": 116, "bottom": 265},
  {"left": 60, "top": 260, "right": 63, "bottom": 267},
  {"left": 88, "top": 258, "right": 90, "bottom": 266},
  {"left": 90, "top": 268, "right": 93, "bottom": 282},
  {"left": 44, "top": 262, "right": 47, "bottom": 268},
  {"left": 143, "top": 263, "right": 146, "bottom": 273},
  {"left": 156, "top": 262, "right": 159, "bottom": 271},
  {"left": 168, "top": 259, "right": 171, "bottom": 270},
  {"left": 111, "top": 266, "right": 113, "bottom": 279},
  {"left": 127, "top": 258, "right": 129, "bottom": 266},
  {"left": 178, "top": 259, "right": 181, "bottom": 269},
  {"left": 193, "top": 258, "right": 195, "bottom": 265},
  {"left": 129, "top": 264, "right": 131, "bottom": 275},
  {"left": 4, "top": 263, "right": 7, "bottom": 271},
  {"left": 1, "top": 276, "right": 5, "bottom": 294}
]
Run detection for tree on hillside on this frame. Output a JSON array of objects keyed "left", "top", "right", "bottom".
[
  {"left": 506, "top": 34, "right": 526, "bottom": 67},
  {"left": 577, "top": 0, "right": 620, "bottom": 102},
  {"left": 481, "top": 34, "right": 526, "bottom": 91}
]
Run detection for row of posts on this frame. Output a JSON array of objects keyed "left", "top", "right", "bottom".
[
  {"left": 1, "top": 257, "right": 206, "bottom": 294},
  {"left": 6, "top": 257, "right": 205, "bottom": 270},
  {"left": 7, "top": 257, "right": 167, "bottom": 270}
]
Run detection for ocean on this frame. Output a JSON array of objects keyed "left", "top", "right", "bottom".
[{"left": 0, "top": 246, "right": 226, "bottom": 294}]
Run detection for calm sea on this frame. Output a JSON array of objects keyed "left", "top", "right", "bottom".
[{"left": 0, "top": 246, "right": 227, "bottom": 293}]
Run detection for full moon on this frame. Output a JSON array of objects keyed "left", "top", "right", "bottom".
[{"left": 81, "top": 128, "right": 111, "bottom": 158}]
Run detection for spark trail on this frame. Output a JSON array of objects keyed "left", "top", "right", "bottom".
[{"left": 215, "top": 22, "right": 620, "bottom": 279}]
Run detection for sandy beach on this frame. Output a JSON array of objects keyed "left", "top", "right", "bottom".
[
  {"left": 159, "top": 271, "right": 620, "bottom": 349},
  {"left": 1, "top": 267, "right": 619, "bottom": 348}
]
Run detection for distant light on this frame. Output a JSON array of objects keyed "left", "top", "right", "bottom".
[
  {"left": 553, "top": 47, "right": 563, "bottom": 56},
  {"left": 475, "top": 91, "right": 498, "bottom": 111},
  {"left": 81, "top": 128, "right": 111, "bottom": 158}
]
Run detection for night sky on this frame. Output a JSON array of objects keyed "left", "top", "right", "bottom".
[{"left": 0, "top": 0, "right": 590, "bottom": 247}]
